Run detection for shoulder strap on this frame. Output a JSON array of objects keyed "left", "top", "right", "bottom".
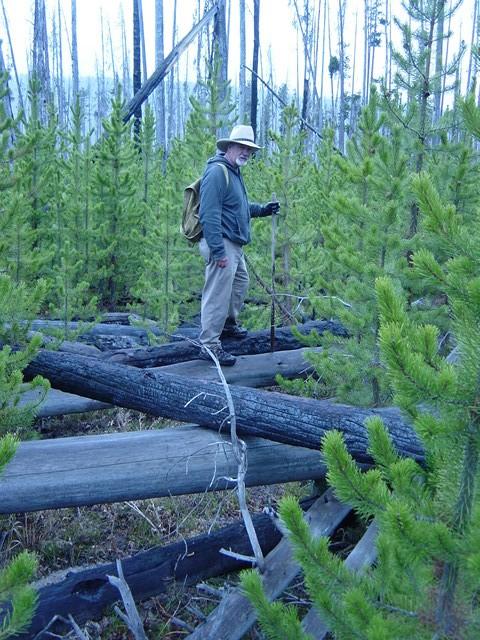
[{"left": 215, "top": 162, "right": 229, "bottom": 189}]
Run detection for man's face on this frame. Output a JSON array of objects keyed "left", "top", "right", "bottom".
[{"left": 225, "top": 143, "right": 255, "bottom": 167}]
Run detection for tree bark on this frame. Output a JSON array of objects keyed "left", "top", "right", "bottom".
[
  {"left": 434, "top": 0, "right": 446, "bottom": 123},
  {"left": 167, "top": 0, "right": 177, "bottom": 146},
  {"left": 22, "top": 346, "right": 325, "bottom": 417},
  {"left": 337, "top": 0, "right": 346, "bottom": 153},
  {"left": 186, "top": 492, "right": 350, "bottom": 640},
  {"left": 33, "top": 0, "right": 51, "bottom": 124},
  {"left": 23, "top": 351, "right": 424, "bottom": 465}
]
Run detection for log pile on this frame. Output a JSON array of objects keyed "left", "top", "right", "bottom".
[
  {"left": 6, "top": 507, "right": 290, "bottom": 638},
  {"left": 3, "top": 318, "right": 414, "bottom": 637}
]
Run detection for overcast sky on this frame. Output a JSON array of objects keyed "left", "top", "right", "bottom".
[{"left": 1, "top": 0, "right": 477, "bottom": 96}]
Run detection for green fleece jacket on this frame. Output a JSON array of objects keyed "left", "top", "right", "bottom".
[{"left": 199, "top": 154, "right": 268, "bottom": 261}]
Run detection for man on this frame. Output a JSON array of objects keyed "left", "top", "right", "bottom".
[{"left": 198, "top": 124, "right": 280, "bottom": 366}]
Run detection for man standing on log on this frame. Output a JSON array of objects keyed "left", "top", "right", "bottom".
[{"left": 198, "top": 125, "right": 280, "bottom": 366}]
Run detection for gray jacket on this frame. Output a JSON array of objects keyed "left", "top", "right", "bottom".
[{"left": 199, "top": 154, "right": 268, "bottom": 261}]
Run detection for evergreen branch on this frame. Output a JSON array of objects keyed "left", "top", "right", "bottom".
[
  {"left": 240, "top": 570, "right": 309, "bottom": 640},
  {"left": 323, "top": 431, "right": 389, "bottom": 517},
  {"left": 381, "top": 95, "right": 423, "bottom": 139}
]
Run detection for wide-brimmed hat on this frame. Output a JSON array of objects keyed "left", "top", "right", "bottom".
[{"left": 216, "top": 125, "right": 262, "bottom": 152}]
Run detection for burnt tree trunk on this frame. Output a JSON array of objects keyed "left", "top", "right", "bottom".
[
  {"left": 24, "top": 351, "right": 424, "bottom": 465},
  {"left": 103, "top": 319, "right": 348, "bottom": 366},
  {"left": 6, "top": 508, "right": 305, "bottom": 638}
]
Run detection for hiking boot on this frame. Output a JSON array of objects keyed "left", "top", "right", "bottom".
[
  {"left": 221, "top": 323, "right": 248, "bottom": 339},
  {"left": 198, "top": 344, "right": 237, "bottom": 366}
]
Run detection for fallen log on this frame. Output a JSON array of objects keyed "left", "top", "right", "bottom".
[
  {"left": 20, "top": 387, "right": 112, "bottom": 418},
  {"left": 104, "top": 319, "right": 347, "bottom": 367},
  {"left": 5, "top": 508, "right": 287, "bottom": 638},
  {"left": 154, "top": 346, "right": 319, "bottom": 387},
  {"left": 24, "top": 351, "right": 424, "bottom": 465},
  {"left": 0, "top": 426, "right": 325, "bottom": 513},
  {"left": 23, "top": 347, "right": 318, "bottom": 418},
  {"left": 185, "top": 491, "right": 351, "bottom": 640}
]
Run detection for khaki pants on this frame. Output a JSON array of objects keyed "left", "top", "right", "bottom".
[{"left": 199, "top": 237, "right": 249, "bottom": 346}]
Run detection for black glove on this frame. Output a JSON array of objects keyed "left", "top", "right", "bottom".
[{"left": 263, "top": 201, "right": 280, "bottom": 216}]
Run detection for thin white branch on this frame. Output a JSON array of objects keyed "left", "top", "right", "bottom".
[
  {"left": 200, "top": 345, "right": 265, "bottom": 571},
  {"left": 219, "top": 547, "right": 258, "bottom": 564},
  {"left": 107, "top": 559, "right": 147, "bottom": 640}
]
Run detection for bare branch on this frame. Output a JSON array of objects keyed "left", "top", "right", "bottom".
[{"left": 107, "top": 559, "right": 147, "bottom": 640}]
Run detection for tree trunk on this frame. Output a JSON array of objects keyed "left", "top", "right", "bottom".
[
  {"left": 71, "top": 0, "right": 79, "bottom": 99},
  {"left": 350, "top": 9, "right": 359, "bottom": 135},
  {"left": 239, "top": 0, "right": 246, "bottom": 122},
  {"left": 213, "top": 0, "right": 229, "bottom": 109},
  {"left": 250, "top": 0, "right": 260, "bottom": 136},
  {"left": 138, "top": 0, "right": 147, "bottom": 88},
  {"left": 337, "top": 0, "right": 346, "bottom": 153},
  {"left": 29, "top": 318, "right": 347, "bottom": 357},
  {"left": 434, "top": 0, "right": 446, "bottom": 123},
  {"left": 0, "top": 40, "right": 14, "bottom": 123},
  {"left": 121, "top": 5, "right": 131, "bottom": 100},
  {"left": 33, "top": 0, "right": 51, "bottom": 124},
  {"left": 54, "top": 1, "right": 65, "bottom": 128},
  {"left": 155, "top": 0, "right": 166, "bottom": 150},
  {"left": 467, "top": 0, "right": 478, "bottom": 92},
  {"left": 320, "top": 0, "right": 327, "bottom": 128},
  {"left": 167, "top": 0, "right": 177, "bottom": 150},
  {"left": 363, "top": 0, "right": 369, "bottom": 103},
  {"left": 186, "top": 493, "right": 350, "bottom": 640},
  {"left": 23, "top": 351, "right": 425, "bottom": 465},
  {"left": 133, "top": 0, "right": 142, "bottom": 140},
  {"left": 410, "top": 4, "right": 438, "bottom": 236}
]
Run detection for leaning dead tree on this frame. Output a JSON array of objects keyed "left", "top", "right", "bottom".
[{"left": 123, "top": 1, "right": 219, "bottom": 123}]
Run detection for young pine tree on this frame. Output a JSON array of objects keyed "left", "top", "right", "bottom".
[
  {"left": 11, "top": 78, "right": 59, "bottom": 287},
  {"left": 91, "top": 87, "right": 141, "bottom": 309},
  {"left": 283, "top": 90, "right": 410, "bottom": 406},
  {"left": 242, "top": 169, "right": 480, "bottom": 639},
  {"left": 0, "top": 275, "right": 48, "bottom": 637},
  {"left": 245, "top": 104, "right": 317, "bottom": 328}
]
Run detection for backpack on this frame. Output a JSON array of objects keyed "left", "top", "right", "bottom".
[{"left": 181, "top": 163, "right": 229, "bottom": 243}]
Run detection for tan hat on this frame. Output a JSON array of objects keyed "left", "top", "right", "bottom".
[{"left": 216, "top": 124, "right": 262, "bottom": 152}]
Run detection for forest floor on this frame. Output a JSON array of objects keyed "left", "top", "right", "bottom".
[{"left": 0, "top": 408, "right": 362, "bottom": 639}]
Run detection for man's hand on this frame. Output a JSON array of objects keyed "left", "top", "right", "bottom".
[
  {"left": 263, "top": 201, "right": 280, "bottom": 215},
  {"left": 216, "top": 257, "right": 228, "bottom": 268}
]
